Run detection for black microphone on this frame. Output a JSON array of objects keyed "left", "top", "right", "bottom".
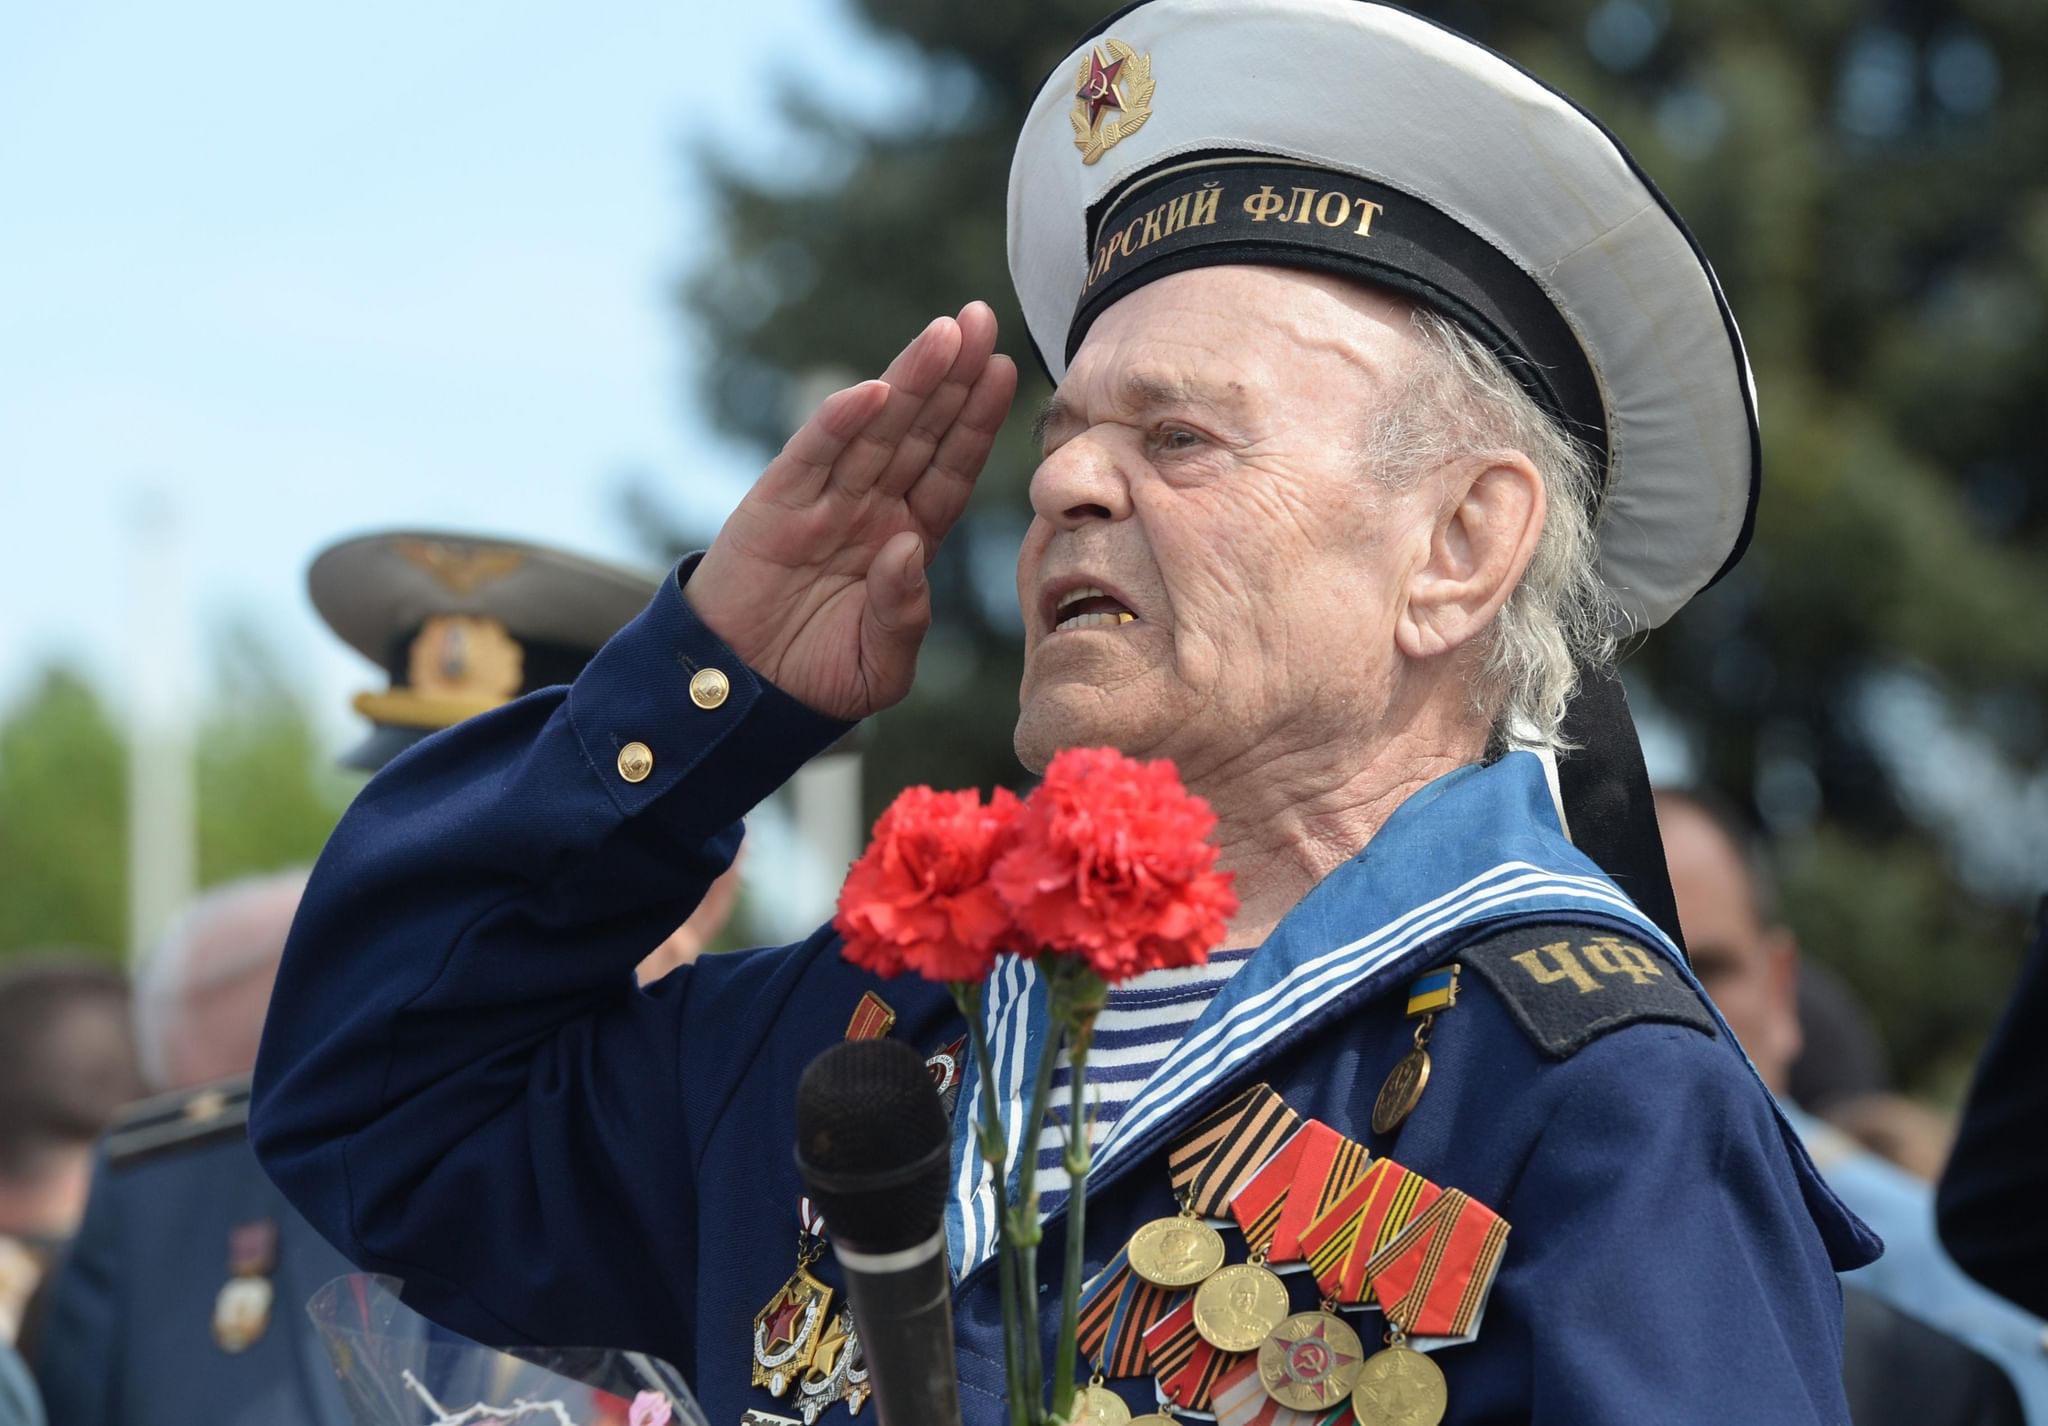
[{"left": 796, "top": 1039, "right": 963, "bottom": 1426}]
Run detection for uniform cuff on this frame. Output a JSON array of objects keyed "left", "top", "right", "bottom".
[{"left": 567, "top": 554, "right": 854, "bottom": 837}]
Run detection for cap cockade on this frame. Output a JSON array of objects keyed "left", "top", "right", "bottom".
[{"left": 1008, "top": 0, "right": 1762, "bottom": 633}]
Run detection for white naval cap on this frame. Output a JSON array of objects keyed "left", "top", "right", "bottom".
[{"left": 1007, "top": 0, "right": 1761, "bottom": 633}]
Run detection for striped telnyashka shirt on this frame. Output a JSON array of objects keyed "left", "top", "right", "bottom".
[{"left": 1034, "top": 946, "right": 1258, "bottom": 1220}]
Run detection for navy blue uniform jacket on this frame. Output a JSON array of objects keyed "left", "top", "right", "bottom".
[
  {"left": 35, "top": 1106, "right": 353, "bottom": 1426},
  {"left": 251, "top": 568, "right": 1879, "bottom": 1425}
]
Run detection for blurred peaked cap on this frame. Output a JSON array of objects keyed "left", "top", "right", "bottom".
[
  {"left": 1007, "top": 0, "right": 1762, "bottom": 632},
  {"left": 307, "top": 529, "right": 659, "bottom": 771}
]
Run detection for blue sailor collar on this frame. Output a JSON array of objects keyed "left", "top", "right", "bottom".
[{"left": 944, "top": 753, "right": 1880, "bottom": 1279}]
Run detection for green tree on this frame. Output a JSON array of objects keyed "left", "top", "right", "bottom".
[
  {"left": 661, "top": 0, "right": 2047, "bottom": 1090},
  {"left": 0, "top": 631, "right": 350, "bottom": 965}
]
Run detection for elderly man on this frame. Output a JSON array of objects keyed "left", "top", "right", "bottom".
[{"left": 252, "top": 4, "right": 1874, "bottom": 1423}]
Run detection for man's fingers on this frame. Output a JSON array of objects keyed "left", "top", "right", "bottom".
[
  {"left": 910, "top": 354, "right": 1019, "bottom": 535},
  {"left": 875, "top": 302, "right": 1002, "bottom": 498},
  {"left": 858, "top": 531, "right": 931, "bottom": 707},
  {"left": 762, "top": 380, "right": 892, "bottom": 502},
  {"left": 833, "top": 316, "right": 964, "bottom": 496}
]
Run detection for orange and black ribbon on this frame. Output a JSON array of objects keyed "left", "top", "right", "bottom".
[
  {"left": 1077, "top": 1247, "right": 1189, "bottom": 1380},
  {"left": 1142, "top": 1297, "right": 1247, "bottom": 1411},
  {"left": 1167, "top": 1083, "right": 1305, "bottom": 1218}
]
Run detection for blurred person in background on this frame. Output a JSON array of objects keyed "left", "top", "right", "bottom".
[
  {"left": 1659, "top": 788, "right": 2045, "bottom": 1424},
  {"left": 1940, "top": 898, "right": 2048, "bottom": 1320},
  {"left": 31, "top": 870, "right": 355, "bottom": 1426},
  {"left": 34, "top": 530, "right": 674, "bottom": 1425},
  {"left": 0, "top": 959, "right": 144, "bottom": 1344}
]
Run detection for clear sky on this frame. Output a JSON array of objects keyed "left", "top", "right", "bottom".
[{"left": 0, "top": 0, "right": 904, "bottom": 746}]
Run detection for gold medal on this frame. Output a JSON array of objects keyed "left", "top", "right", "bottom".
[
  {"left": 751, "top": 1259, "right": 834, "bottom": 1398},
  {"left": 1372, "top": 1046, "right": 1430, "bottom": 1135},
  {"left": 1068, "top": 1381, "right": 1134, "bottom": 1425},
  {"left": 1127, "top": 1213, "right": 1226, "bottom": 1288},
  {"left": 1256, "top": 1310, "right": 1365, "bottom": 1411},
  {"left": 1351, "top": 1343, "right": 1447, "bottom": 1426},
  {"left": 1191, "top": 1261, "right": 1290, "bottom": 1352}
]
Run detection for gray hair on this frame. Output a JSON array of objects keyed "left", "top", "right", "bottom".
[
  {"left": 133, "top": 868, "right": 308, "bottom": 1091},
  {"left": 1363, "top": 307, "right": 1616, "bottom": 754}
]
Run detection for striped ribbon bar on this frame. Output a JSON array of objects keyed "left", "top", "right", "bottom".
[
  {"left": 844, "top": 991, "right": 897, "bottom": 1041},
  {"left": 1141, "top": 1297, "right": 1246, "bottom": 1411},
  {"left": 1363, "top": 1187, "right": 1511, "bottom": 1342},
  {"left": 1077, "top": 1248, "right": 1189, "bottom": 1380},
  {"left": 1262, "top": 1122, "right": 1370, "bottom": 1263},
  {"left": 1297, "top": 1157, "right": 1439, "bottom": 1304},
  {"left": 1212, "top": 1356, "right": 1359, "bottom": 1426},
  {"left": 1167, "top": 1083, "right": 1305, "bottom": 1217}
]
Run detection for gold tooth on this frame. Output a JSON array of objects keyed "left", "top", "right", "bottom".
[{"left": 1114, "top": 612, "right": 1135, "bottom": 624}]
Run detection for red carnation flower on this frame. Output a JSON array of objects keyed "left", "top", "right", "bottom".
[
  {"left": 834, "top": 785, "right": 1024, "bottom": 982},
  {"left": 991, "top": 748, "right": 1237, "bottom": 984}
]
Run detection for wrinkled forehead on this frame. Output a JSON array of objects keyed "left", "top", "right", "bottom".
[{"left": 1058, "top": 264, "right": 1421, "bottom": 405}]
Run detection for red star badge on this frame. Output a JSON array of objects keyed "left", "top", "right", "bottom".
[
  {"left": 1079, "top": 47, "right": 1127, "bottom": 127},
  {"left": 765, "top": 1288, "right": 806, "bottom": 1351}
]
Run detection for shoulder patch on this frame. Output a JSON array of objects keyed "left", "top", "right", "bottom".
[
  {"left": 1457, "top": 924, "right": 1716, "bottom": 1059},
  {"left": 105, "top": 1075, "right": 251, "bottom": 1168}
]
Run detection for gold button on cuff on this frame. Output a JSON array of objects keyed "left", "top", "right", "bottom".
[
  {"left": 616, "top": 741, "right": 654, "bottom": 784},
  {"left": 689, "top": 667, "right": 730, "bottom": 710}
]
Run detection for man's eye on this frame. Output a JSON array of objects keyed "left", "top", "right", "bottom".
[{"left": 1153, "top": 426, "right": 1204, "bottom": 452}]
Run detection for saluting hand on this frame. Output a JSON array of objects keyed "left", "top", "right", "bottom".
[{"left": 685, "top": 302, "right": 1018, "bottom": 722}]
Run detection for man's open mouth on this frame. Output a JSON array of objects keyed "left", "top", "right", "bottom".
[{"left": 1052, "top": 585, "right": 1138, "bottom": 632}]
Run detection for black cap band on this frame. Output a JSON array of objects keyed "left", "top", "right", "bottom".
[{"left": 1070, "top": 157, "right": 1610, "bottom": 480}]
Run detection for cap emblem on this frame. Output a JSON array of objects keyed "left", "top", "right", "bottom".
[
  {"left": 394, "top": 537, "right": 527, "bottom": 595},
  {"left": 408, "top": 615, "right": 523, "bottom": 703},
  {"left": 1070, "top": 39, "right": 1154, "bottom": 166}
]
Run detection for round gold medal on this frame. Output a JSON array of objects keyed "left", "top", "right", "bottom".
[
  {"left": 1351, "top": 1344, "right": 1447, "bottom": 1426},
  {"left": 1067, "top": 1383, "right": 1133, "bottom": 1425},
  {"left": 1257, "top": 1310, "right": 1366, "bottom": 1410},
  {"left": 1127, "top": 1215, "right": 1226, "bottom": 1288},
  {"left": 1192, "top": 1262, "right": 1292, "bottom": 1352},
  {"left": 1372, "top": 1047, "right": 1431, "bottom": 1135}
]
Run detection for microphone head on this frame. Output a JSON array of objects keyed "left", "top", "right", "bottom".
[{"left": 795, "top": 1038, "right": 953, "bottom": 1253}]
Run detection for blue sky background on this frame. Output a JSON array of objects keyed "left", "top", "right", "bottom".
[{"left": 0, "top": 0, "right": 907, "bottom": 746}]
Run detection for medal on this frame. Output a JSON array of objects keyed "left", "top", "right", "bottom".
[
  {"left": 1350, "top": 1338, "right": 1445, "bottom": 1426},
  {"left": 794, "top": 1306, "right": 869, "bottom": 1423},
  {"left": 1144, "top": 1296, "right": 1249, "bottom": 1411},
  {"left": 1362, "top": 1189, "right": 1509, "bottom": 1345},
  {"left": 1371, "top": 967, "right": 1458, "bottom": 1136},
  {"left": 1128, "top": 1210, "right": 1228, "bottom": 1288},
  {"left": 1069, "top": 1380, "right": 1133, "bottom": 1425},
  {"left": 212, "top": 1219, "right": 278, "bottom": 1353},
  {"left": 1079, "top": 1248, "right": 1189, "bottom": 1379},
  {"left": 1191, "top": 1261, "right": 1291, "bottom": 1352},
  {"left": 752, "top": 1246, "right": 834, "bottom": 1398},
  {"left": 1257, "top": 1311, "right": 1365, "bottom": 1412}
]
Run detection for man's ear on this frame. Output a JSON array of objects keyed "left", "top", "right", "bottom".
[{"left": 1394, "top": 453, "right": 1547, "bottom": 661}]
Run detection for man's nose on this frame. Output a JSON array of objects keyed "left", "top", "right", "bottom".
[{"left": 1027, "top": 433, "right": 1133, "bottom": 529}]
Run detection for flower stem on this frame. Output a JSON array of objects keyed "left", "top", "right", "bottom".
[
  {"left": 956, "top": 983, "right": 1029, "bottom": 1426},
  {"left": 1011, "top": 997, "right": 1065, "bottom": 1424},
  {"left": 1050, "top": 1012, "right": 1095, "bottom": 1421}
]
